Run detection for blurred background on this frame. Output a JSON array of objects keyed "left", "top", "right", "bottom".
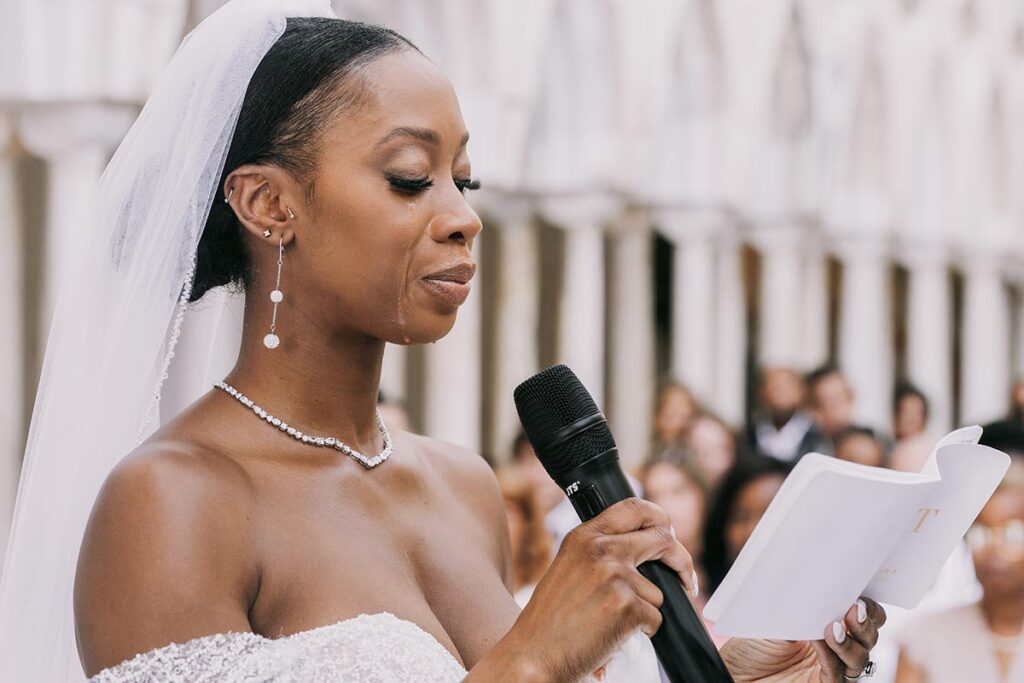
[{"left": 3, "top": 0, "right": 1024, "bottom": 680}]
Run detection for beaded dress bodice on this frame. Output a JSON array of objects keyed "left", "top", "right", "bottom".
[
  {"left": 86, "top": 609, "right": 661, "bottom": 682},
  {"left": 88, "top": 612, "right": 467, "bottom": 682}
]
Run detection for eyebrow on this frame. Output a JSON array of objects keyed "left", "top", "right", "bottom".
[{"left": 374, "top": 126, "right": 470, "bottom": 150}]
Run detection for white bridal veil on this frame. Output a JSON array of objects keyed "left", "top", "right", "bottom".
[{"left": 0, "top": 1, "right": 336, "bottom": 679}]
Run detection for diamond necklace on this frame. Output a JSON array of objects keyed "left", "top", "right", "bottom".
[{"left": 214, "top": 381, "right": 393, "bottom": 469}]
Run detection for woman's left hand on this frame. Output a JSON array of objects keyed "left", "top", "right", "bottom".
[{"left": 719, "top": 597, "right": 886, "bottom": 682}]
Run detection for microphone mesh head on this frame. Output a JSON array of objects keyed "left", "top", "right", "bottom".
[{"left": 513, "top": 364, "right": 616, "bottom": 481}]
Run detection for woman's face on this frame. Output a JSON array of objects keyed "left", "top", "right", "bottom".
[
  {"left": 292, "top": 50, "right": 482, "bottom": 345},
  {"left": 724, "top": 474, "right": 785, "bottom": 562},
  {"left": 970, "top": 488, "right": 1024, "bottom": 597},
  {"left": 688, "top": 416, "right": 735, "bottom": 485},
  {"left": 642, "top": 462, "right": 706, "bottom": 556},
  {"left": 894, "top": 395, "right": 927, "bottom": 440},
  {"left": 655, "top": 388, "right": 695, "bottom": 442}
]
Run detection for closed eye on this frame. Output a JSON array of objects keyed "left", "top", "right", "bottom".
[{"left": 387, "top": 174, "right": 481, "bottom": 195}]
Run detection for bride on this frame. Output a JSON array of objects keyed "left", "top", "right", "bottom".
[{"left": 0, "top": 1, "right": 885, "bottom": 681}]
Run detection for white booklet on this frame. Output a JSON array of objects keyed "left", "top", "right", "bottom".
[{"left": 703, "top": 426, "right": 1010, "bottom": 640}]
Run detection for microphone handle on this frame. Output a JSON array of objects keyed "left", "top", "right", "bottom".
[{"left": 558, "top": 450, "right": 734, "bottom": 683}]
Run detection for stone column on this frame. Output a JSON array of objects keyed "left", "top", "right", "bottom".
[
  {"left": 658, "top": 208, "right": 718, "bottom": 405},
  {"left": 714, "top": 231, "right": 748, "bottom": 427},
  {"left": 755, "top": 225, "right": 805, "bottom": 369},
  {"left": 960, "top": 253, "right": 1011, "bottom": 425},
  {"left": 0, "top": 114, "right": 23, "bottom": 566},
  {"left": 17, "top": 102, "right": 135, "bottom": 347},
  {"left": 837, "top": 239, "right": 893, "bottom": 431},
  {"left": 489, "top": 196, "right": 540, "bottom": 459},
  {"left": 903, "top": 249, "right": 953, "bottom": 432},
  {"left": 607, "top": 207, "right": 655, "bottom": 470},
  {"left": 800, "top": 241, "right": 830, "bottom": 371},
  {"left": 540, "top": 194, "right": 619, "bottom": 408}
]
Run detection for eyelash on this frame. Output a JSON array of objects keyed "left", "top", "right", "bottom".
[{"left": 387, "top": 174, "right": 482, "bottom": 195}]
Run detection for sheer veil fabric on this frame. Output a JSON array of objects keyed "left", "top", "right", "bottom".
[{"left": 0, "top": 1, "right": 336, "bottom": 679}]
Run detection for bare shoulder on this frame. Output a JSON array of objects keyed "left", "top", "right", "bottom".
[
  {"left": 407, "top": 431, "right": 502, "bottom": 506},
  {"left": 74, "top": 439, "right": 258, "bottom": 677},
  {"left": 403, "top": 431, "right": 514, "bottom": 587}
]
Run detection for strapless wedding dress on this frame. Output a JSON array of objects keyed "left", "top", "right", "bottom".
[{"left": 89, "top": 611, "right": 662, "bottom": 682}]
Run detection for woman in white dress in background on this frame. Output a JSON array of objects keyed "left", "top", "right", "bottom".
[{"left": 0, "top": 2, "right": 887, "bottom": 680}]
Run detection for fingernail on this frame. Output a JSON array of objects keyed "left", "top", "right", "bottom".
[
  {"left": 833, "top": 621, "right": 846, "bottom": 643},
  {"left": 670, "top": 525, "right": 677, "bottom": 540},
  {"left": 692, "top": 570, "right": 700, "bottom": 599},
  {"left": 856, "top": 599, "right": 867, "bottom": 624}
]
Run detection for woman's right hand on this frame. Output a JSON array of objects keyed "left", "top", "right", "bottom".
[{"left": 476, "top": 497, "right": 697, "bottom": 682}]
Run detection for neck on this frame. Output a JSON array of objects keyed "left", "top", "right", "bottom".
[
  {"left": 982, "top": 589, "right": 1024, "bottom": 635},
  {"left": 770, "top": 410, "right": 796, "bottom": 430},
  {"left": 223, "top": 292, "right": 387, "bottom": 455}
]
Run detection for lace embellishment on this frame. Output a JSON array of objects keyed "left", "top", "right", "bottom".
[{"left": 89, "top": 612, "right": 467, "bottom": 682}]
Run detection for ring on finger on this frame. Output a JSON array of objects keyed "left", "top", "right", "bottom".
[{"left": 843, "top": 660, "right": 877, "bottom": 680}]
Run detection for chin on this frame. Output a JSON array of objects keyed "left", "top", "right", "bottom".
[{"left": 387, "top": 310, "right": 459, "bottom": 346}]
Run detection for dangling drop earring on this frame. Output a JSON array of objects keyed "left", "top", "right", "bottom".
[{"left": 263, "top": 235, "right": 284, "bottom": 349}]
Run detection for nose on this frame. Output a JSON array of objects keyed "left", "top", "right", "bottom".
[{"left": 429, "top": 193, "right": 483, "bottom": 249}]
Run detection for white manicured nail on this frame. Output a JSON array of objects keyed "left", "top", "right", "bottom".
[
  {"left": 857, "top": 599, "right": 867, "bottom": 624},
  {"left": 692, "top": 571, "right": 700, "bottom": 599},
  {"left": 670, "top": 525, "right": 677, "bottom": 540},
  {"left": 833, "top": 621, "right": 847, "bottom": 643}
]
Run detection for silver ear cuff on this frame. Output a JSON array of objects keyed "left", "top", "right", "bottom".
[{"left": 224, "top": 187, "right": 234, "bottom": 203}]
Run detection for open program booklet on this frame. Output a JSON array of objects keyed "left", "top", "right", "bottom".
[{"left": 703, "top": 426, "right": 1011, "bottom": 640}]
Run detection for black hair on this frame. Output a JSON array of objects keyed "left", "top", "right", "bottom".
[
  {"left": 893, "top": 381, "right": 930, "bottom": 421},
  {"left": 700, "top": 455, "right": 792, "bottom": 595},
  {"left": 805, "top": 364, "right": 842, "bottom": 389},
  {"left": 980, "top": 420, "right": 1024, "bottom": 458},
  {"left": 190, "top": 17, "right": 420, "bottom": 303}
]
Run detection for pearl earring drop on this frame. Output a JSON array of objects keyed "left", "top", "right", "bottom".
[{"left": 263, "top": 236, "right": 284, "bottom": 349}]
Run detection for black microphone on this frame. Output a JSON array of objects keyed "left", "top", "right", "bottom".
[{"left": 514, "top": 364, "right": 733, "bottom": 683}]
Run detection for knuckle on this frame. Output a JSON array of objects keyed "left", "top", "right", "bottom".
[
  {"left": 643, "top": 604, "right": 664, "bottom": 634},
  {"left": 622, "top": 496, "right": 646, "bottom": 518},
  {"left": 652, "top": 525, "right": 674, "bottom": 546},
  {"left": 563, "top": 525, "right": 587, "bottom": 548},
  {"left": 587, "top": 535, "right": 612, "bottom": 562}
]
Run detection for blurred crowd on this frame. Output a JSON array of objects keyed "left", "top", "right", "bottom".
[
  {"left": 382, "top": 366, "right": 1024, "bottom": 683},
  {"left": 380, "top": 370, "right": 1024, "bottom": 679}
]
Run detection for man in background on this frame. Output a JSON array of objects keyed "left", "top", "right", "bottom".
[{"left": 744, "top": 367, "right": 827, "bottom": 463}]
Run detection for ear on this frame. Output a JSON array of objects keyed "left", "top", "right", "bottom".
[{"left": 223, "top": 164, "right": 300, "bottom": 245}]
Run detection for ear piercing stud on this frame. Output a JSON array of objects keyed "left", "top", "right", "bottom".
[{"left": 225, "top": 187, "right": 234, "bottom": 203}]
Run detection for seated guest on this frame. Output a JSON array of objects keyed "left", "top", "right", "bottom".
[
  {"left": 640, "top": 447, "right": 710, "bottom": 570},
  {"left": 806, "top": 365, "right": 856, "bottom": 454},
  {"left": 833, "top": 426, "right": 887, "bottom": 468},
  {"left": 896, "top": 460, "right": 1024, "bottom": 682},
  {"left": 687, "top": 412, "right": 738, "bottom": 487},
  {"left": 744, "top": 367, "right": 826, "bottom": 463},
  {"left": 890, "top": 382, "right": 935, "bottom": 473},
  {"left": 510, "top": 429, "right": 565, "bottom": 516},
  {"left": 702, "top": 456, "right": 793, "bottom": 598},
  {"left": 495, "top": 467, "right": 553, "bottom": 607},
  {"left": 653, "top": 380, "right": 698, "bottom": 448}
]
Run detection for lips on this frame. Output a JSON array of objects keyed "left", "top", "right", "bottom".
[{"left": 421, "top": 262, "right": 476, "bottom": 307}]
